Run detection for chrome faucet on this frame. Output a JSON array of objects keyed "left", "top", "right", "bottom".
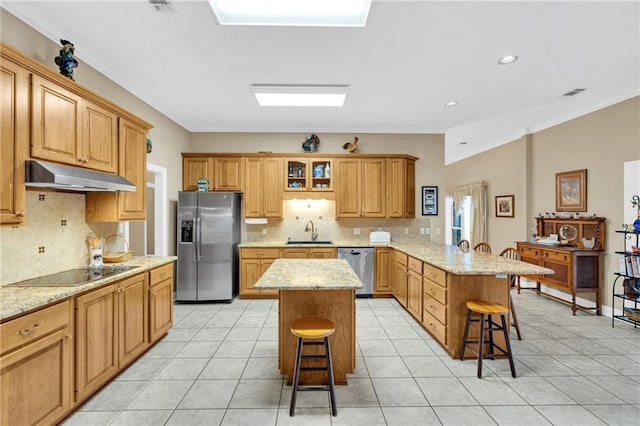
[{"left": 304, "top": 220, "right": 318, "bottom": 241}]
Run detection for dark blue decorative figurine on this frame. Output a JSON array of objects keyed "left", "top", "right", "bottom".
[
  {"left": 54, "top": 39, "right": 78, "bottom": 81},
  {"left": 302, "top": 134, "right": 320, "bottom": 152}
]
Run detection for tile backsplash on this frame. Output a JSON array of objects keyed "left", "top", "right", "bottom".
[{"left": 0, "top": 191, "right": 116, "bottom": 284}]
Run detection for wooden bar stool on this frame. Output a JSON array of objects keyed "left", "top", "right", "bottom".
[
  {"left": 460, "top": 299, "right": 516, "bottom": 378},
  {"left": 290, "top": 317, "right": 337, "bottom": 417},
  {"left": 499, "top": 247, "right": 523, "bottom": 340}
]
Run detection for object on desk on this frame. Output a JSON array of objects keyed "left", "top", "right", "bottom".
[
  {"left": 103, "top": 234, "right": 134, "bottom": 263},
  {"left": 342, "top": 136, "right": 359, "bottom": 153},
  {"left": 302, "top": 134, "right": 320, "bottom": 152},
  {"left": 536, "top": 238, "right": 560, "bottom": 247},
  {"left": 197, "top": 178, "right": 209, "bottom": 192},
  {"left": 582, "top": 237, "right": 596, "bottom": 249}
]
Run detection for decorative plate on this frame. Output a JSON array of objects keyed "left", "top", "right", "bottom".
[{"left": 558, "top": 224, "right": 578, "bottom": 242}]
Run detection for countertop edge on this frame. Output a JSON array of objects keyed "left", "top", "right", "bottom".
[{"left": 0, "top": 256, "right": 177, "bottom": 322}]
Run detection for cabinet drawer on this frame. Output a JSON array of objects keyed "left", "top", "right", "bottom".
[
  {"left": 241, "top": 247, "right": 281, "bottom": 259},
  {"left": 422, "top": 310, "right": 446, "bottom": 344},
  {"left": 423, "top": 294, "right": 447, "bottom": 324},
  {"left": 1, "top": 300, "right": 71, "bottom": 355},
  {"left": 422, "top": 263, "right": 446, "bottom": 287},
  {"left": 408, "top": 257, "right": 422, "bottom": 273},
  {"left": 150, "top": 263, "right": 173, "bottom": 286},
  {"left": 542, "top": 249, "right": 570, "bottom": 264},
  {"left": 394, "top": 251, "right": 408, "bottom": 266},
  {"left": 518, "top": 245, "right": 541, "bottom": 258},
  {"left": 423, "top": 279, "right": 446, "bottom": 305}
]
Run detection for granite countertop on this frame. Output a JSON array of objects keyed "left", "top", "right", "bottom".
[
  {"left": 241, "top": 240, "right": 553, "bottom": 277},
  {"left": 255, "top": 259, "right": 364, "bottom": 290},
  {"left": 0, "top": 256, "right": 177, "bottom": 321}
]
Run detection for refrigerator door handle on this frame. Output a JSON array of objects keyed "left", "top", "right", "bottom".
[{"left": 196, "top": 206, "right": 202, "bottom": 261}]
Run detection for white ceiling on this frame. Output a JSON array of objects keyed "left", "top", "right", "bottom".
[{"left": 3, "top": 0, "right": 639, "bottom": 163}]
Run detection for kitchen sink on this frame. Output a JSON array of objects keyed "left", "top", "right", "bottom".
[{"left": 286, "top": 240, "right": 334, "bottom": 245}]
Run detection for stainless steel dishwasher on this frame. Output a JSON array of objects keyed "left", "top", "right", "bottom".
[{"left": 338, "top": 247, "right": 374, "bottom": 297}]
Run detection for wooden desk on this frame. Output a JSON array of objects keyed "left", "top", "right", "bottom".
[{"left": 254, "top": 259, "right": 363, "bottom": 385}]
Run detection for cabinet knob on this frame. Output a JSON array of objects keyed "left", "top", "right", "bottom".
[
  {"left": 16, "top": 212, "right": 25, "bottom": 217},
  {"left": 65, "top": 333, "right": 73, "bottom": 340}
]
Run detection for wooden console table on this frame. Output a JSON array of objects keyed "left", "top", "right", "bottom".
[{"left": 516, "top": 216, "right": 606, "bottom": 315}]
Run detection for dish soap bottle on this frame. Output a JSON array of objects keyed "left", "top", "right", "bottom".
[{"left": 325, "top": 162, "right": 330, "bottom": 178}]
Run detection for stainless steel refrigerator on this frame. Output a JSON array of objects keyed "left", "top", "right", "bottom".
[{"left": 176, "top": 191, "right": 241, "bottom": 302}]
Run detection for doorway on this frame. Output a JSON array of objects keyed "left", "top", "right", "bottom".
[{"left": 128, "top": 163, "right": 168, "bottom": 256}]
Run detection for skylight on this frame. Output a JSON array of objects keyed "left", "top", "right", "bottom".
[
  {"left": 208, "top": 0, "right": 372, "bottom": 27},
  {"left": 251, "top": 85, "right": 349, "bottom": 107}
]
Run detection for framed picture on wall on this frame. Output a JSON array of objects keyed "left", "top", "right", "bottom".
[
  {"left": 556, "top": 169, "right": 587, "bottom": 212},
  {"left": 422, "top": 186, "right": 438, "bottom": 216},
  {"left": 495, "top": 195, "right": 514, "bottom": 218}
]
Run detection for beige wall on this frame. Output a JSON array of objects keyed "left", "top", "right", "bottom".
[
  {"left": 189, "top": 133, "right": 447, "bottom": 243},
  {"left": 0, "top": 10, "right": 190, "bottom": 283},
  {"left": 445, "top": 96, "right": 640, "bottom": 311}
]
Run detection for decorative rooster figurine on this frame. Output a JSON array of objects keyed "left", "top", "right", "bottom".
[{"left": 342, "top": 136, "right": 359, "bottom": 153}]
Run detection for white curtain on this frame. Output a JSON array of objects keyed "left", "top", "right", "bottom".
[{"left": 445, "top": 181, "right": 488, "bottom": 245}]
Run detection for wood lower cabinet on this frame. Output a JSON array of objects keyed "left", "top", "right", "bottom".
[
  {"left": 75, "top": 273, "right": 148, "bottom": 402},
  {"left": 0, "top": 300, "right": 74, "bottom": 426},
  {"left": 374, "top": 247, "right": 392, "bottom": 295},
  {"left": 516, "top": 241, "right": 602, "bottom": 314},
  {"left": 283, "top": 247, "right": 337, "bottom": 259},
  {"left": 0, "top": 58, "right": 27, "bottom": 225},
  {"left": 392, "top": 250, "right": 408, "bottom": 307},
  {"left": 422, "top": 263, "right": 448, "bottom": 346},
  {"left": 406, "top": 257, "right": 423, "bottom": 320},
  {"left": 149, "top": 264, "right": 174, "bottom": 343},
  {"left": 240, "top": 248, "right": 281, "bottom": 298}
]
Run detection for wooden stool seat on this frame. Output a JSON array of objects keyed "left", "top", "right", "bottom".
[
  {"left": 291, "top": 318, "right": 335, "bottom": 340},
  {"left": 460, "top": 299, "right": 516, "bottom": 378},
  {"left": 290, "top": 317, "right": 337, "bottom": 417}
]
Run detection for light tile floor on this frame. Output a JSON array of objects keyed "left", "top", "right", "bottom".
[{"left": 64, "top": 290, "right": 640, "bottom": 425}]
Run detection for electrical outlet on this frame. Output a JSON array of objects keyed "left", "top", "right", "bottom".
[
  {"left": 436, "top": 228, "right": 441, "bottom": 234},
  {"left": 404, "top": 228, "right": 409, "bottom": 235},
  {"left": 425, "top": 228, "right": 431, "bottom": 235},
  {"left": 420, "top": 228, "right": 425, "bottom": 235},
  {"left": 262, "top": 228, "right": 268, "bottom": 235},
  {"left": 353, "top": 228, "right": 361, "bottom": 235}
]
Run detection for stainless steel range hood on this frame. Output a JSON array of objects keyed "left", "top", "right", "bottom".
[{"left": 26, "top": 160, "right": 136, "bottom": 192}]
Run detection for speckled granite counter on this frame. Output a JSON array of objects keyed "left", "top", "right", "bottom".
[
  {"left": 255, "top": 259, "right": 363, "bottom": 290},
  {"left": 240, "top": 241, "right": 553, "bottom": 276},
  {"left": 0, "top": 256, "right": 176, "bottom": 321}
]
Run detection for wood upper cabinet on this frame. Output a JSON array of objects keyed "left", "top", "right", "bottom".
[
  {"left": 0, "top": 58, "right": 27, "bottom": 225},
  {"left": 335, "top": 158, "right": 385, "bottom": 218},
  {"left": 386, "top": 157, "right": 415, "bottom": 218},
  {"left": 375, "top": 247, "right": 392, "bottom": 294},
  {"left": 85, "top": 118, "right": 148, "bottom": 222},
  {"left": 183, "top": 156, "right": 214, "bottom": 191},
  {"left": 214, "top": 157, "right": 244, "bottom": 191},
  {"left": 285, "top": 157, "right": 333, "bottom": 192},
  {"left": 0, "top": 300, "right": 73, "bottom": 426},
  {"left": 244, "top": 157, "right": 283, "bottom": 218},
  {"left": 31, "top": 75, "right": 118, "bottom": 173}
]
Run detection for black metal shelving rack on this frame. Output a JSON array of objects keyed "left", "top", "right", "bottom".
[{"left": 613, "top": 230, "right": 640, "bottom": 327}]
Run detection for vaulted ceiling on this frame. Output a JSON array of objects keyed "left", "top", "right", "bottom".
[{"left": 3, "top": 1, "right": 638, "bottom": 163}]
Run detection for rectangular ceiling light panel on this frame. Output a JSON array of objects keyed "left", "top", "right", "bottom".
[
  {"left": 209, "top": 0, "right": 371, "bottom": 27},
  {"left": 251, "top": 85, "right": 349, "bottom": 107}
]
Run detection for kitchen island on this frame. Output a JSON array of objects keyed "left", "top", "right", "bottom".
[{"left": 255, "top": 258, "right": 363, "bottom": 385}]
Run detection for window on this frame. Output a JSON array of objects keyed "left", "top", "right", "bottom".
[{"left": 445, "top": 195, "right": 471, "bottom": 246}]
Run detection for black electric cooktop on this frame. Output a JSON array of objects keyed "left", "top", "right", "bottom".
[{"left": 7, "top": 266, "right": 140, "bottom": 287}]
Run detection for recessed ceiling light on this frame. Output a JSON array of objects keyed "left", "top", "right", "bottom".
[
  {"left": 444, "top": 101, "right": 458, "bottom": 107},
  {"left": 498, "top": 55, "right": 518, "bottom": 65},
  {"left": 459, "top": 141, "right": 469, "bottom": 145},
  {"left": 251, "top": 85, "right": 349, "bottom": 107},
  {"left": 208, "top": 0, "right": 372, "bottom": 27}
]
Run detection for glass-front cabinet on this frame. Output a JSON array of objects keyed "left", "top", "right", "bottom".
[{"left": 285, "top": 158, "right": 332, "bottom": 192}]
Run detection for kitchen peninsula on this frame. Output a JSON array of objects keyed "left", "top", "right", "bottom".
[{"left": 255, "top": 258, "right": 362, "bottom": 385}]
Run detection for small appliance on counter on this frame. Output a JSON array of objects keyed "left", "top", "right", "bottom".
[{"left": 369, "top": 230, "right": 391, "bottom": 244}]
